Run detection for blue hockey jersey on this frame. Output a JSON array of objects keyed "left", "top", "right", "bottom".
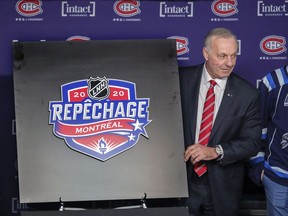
[{"left": 250, "top": 64, "right": 288, "bottom": 186}]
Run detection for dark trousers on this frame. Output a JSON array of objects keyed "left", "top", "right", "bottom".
[{"left": 186, "top": 172, "right": 215, "bottom": 216}]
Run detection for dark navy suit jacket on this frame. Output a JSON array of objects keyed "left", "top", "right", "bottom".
[{"left": 179, "top": 64, "right": 263, "bottom": 216}]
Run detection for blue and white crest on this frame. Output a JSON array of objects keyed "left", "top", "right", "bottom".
[{"left": 49, "top": 78, "right": 151, "bottom": 161}]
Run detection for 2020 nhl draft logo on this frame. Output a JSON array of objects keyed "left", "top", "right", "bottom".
[{"left": 49, "top": 77, "right": 151, "bottom": 161}]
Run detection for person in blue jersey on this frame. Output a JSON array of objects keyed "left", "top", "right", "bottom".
[{"left": 250, "top": 64, "right": 288, "bottom": 216}]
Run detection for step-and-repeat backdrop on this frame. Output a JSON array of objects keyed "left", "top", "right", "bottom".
[{"left": 0, "top": 0, "right": 287, "bottom": 215}]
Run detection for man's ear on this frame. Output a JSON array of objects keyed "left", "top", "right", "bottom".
[{"left": 203, "top": 47, "right": 208, "bottom": 61}]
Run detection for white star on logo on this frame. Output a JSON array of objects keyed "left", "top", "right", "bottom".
[
  {"left": 128, "top": 133, "right": 136, "bottom": 141},
  {"left": 132, "top": 119, "right": 144, "bottom": 131}
]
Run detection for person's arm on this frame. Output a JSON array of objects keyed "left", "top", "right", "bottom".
[{"left": 218, "top": 89, "right": 263, "bottom": 166}]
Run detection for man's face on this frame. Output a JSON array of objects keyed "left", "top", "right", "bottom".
[{"left": 203, "top": 36, "right": 238, "bottom": 79}]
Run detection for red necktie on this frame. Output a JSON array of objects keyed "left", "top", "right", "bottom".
[{"left": 194, "top": 80, "right": 217, "bottom": 177}]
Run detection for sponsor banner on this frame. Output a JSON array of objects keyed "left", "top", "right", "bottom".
[
  {"left": 67, "top": 35, "right": 91, "bottom": 41},
  {"left": 257, "top": 0, "right": 288, "bottom": 17},
  {"left": 167, "top": 36, "right": 190, "bottom": 61},
  {"left": 259, "top": 35, "right": 287, "bottom": 60},
  {"left": 1, "top": 0, "right": 287, "bottom": 214},
  {"left": 15, "top": 0, "right": 43, "bottom": 21},
  {"left": 113, "top": 0, "right": 141, "bottom": 22},
  {"left": 61, "top": 1, "right": 96, "bottom": 17},
  {"left": 210, "top": 0, "right": 239, "bottom": 21},
  {"left": 159, "top": 1, "right": 193, "bottom": 18}
]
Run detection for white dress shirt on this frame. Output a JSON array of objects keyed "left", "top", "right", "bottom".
[{"left": 195, "top": 64, "right": 227, "bottom": 143}]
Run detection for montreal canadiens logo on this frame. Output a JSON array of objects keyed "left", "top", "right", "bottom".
[
  {"left": 16, "top": 0, "right": 43, "bottom": 17},
  {"left": 167, "top": 36, "right": 189, "bottom": 56},
  {"left": 211, "top": 0, "right": 238, "bottom": 17},
  {"left": 260, "top": 35, "right": 287, "bottom": 55},
  {"left": 49, "top": 77, "right": 151, "bottom": 161},
  {"left": 113, "top": 0, "right": 141, "bottom": 17},
  {"left": 66, "top": 36, "right": 90, "bottom": 41}
]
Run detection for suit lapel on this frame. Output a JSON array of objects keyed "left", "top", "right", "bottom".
[{"left": 188, "top": 66, "right": 202, "bottom": 143}]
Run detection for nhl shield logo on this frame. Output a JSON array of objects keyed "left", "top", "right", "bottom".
[
  {"left": 49, "top": 78, "right": 151, "bottom": 161},
  {"left": 88, "top": 77, "right": 109, "bottom": 100}
]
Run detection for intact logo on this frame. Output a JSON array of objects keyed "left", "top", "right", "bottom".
[
  {"left": 49, "top": 77, "right": 151, "bottom": 161},
  {"left": 159, "top": 2, "right": 193, "bottom": 18},
  {"left": 113, "top": 0, "right": 141, "bottom": 17},
  {"left": 257, "top": 1, "right": 288, "bottom": 17},
  {"left": 260, "top": 35, "right": 287, "bottom": 55},
  {"left": 15, "top": 0, "right": 43, "bottom": 17},
  {"left": 167, "top": 36, "right": 189, "bottom": 56},
  {"left": 61, "top": 1, "right": 96, "bottom": 17},
  {"left": 211, "top": 0, "right": 238, "bottom": 17}
]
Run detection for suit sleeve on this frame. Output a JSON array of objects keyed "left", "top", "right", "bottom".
[
  {"left": 218, "top": 86, "right": 264, "bottom": 166},
  {"left": 249, "top": 79, "right": 269, "bottom": 186}
]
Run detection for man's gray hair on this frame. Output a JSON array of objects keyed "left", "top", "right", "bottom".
[{"left": 204, "top": 27, "right": 238, "bottom": 51}]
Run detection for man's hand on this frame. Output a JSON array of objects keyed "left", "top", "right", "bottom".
[{"left": 184, "top": 143, "right": 219, "bottom": 164}]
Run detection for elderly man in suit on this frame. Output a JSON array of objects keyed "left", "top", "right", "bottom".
[{"left": 180, "top": 27, "right": 263, "bottom": 216}]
